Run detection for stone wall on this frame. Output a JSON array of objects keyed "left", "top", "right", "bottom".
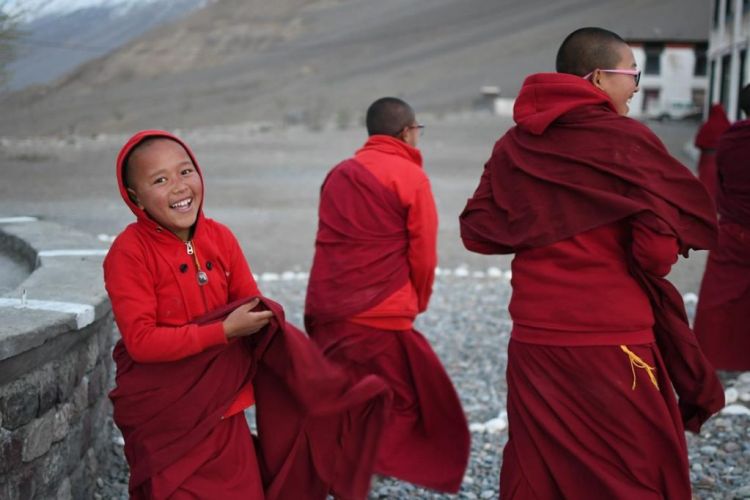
[{"left": 0, "top": 219, "right": 114, "bottom": 500}]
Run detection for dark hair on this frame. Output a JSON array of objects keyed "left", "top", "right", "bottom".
[
  {"left": 365, "top": 97, "right": 415, "bottom": 137},
  {"left": 740, "top": 83, "right": 750, "bottom": 116},
  {"left": 556, "top": 27, "right": 628, "bottom": 76},
  {"left": 122, "top": 136, "right": 173, "bottom": 190}
]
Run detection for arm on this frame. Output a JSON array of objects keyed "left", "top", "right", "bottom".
[
  {"left": 631, "top": 219, "right": 679, "bottom": 277},
  {"left": 407, "top": 178, "right": 438, "bottom": 312},
  {"left": 104, "top": 247, "right": 228, "bottom": 363}
]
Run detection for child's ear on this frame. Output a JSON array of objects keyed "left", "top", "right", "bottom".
[{"left": 126, "top": 187, "right": 143, "bottom": 208}]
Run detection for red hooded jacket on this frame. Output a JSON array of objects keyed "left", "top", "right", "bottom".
[{"left": 104, "top": 129, "right": 257, "bottom": 417}]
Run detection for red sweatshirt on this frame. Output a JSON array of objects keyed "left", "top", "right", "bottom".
[
  {"left": 348, "top": 136, "right": 438, "bottom": 330},
  {"left": 510, "top": 220, "right": 678, "bottom": 346},
  {"left": 104, "top": 130, "right": 259, "bottom": 417}
]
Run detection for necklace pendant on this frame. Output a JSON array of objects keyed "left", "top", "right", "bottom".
[{"left": 196, "top": 271, "right": 209, "bottom": 286}]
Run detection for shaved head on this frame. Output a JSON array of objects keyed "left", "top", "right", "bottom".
[
  {"left": 556, "top": 27, "right": 628, "bottom": 77},
  {"left": 366, "top": 97, "right": 415, "bottom": 137}
]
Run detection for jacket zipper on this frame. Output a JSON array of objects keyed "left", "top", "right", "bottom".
[{"left": 186, "top": 240, "right": 210, "bottom": 312}]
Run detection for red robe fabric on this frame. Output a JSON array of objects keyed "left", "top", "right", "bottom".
[
  {"left": 110, "top": 296, "right": 392, "bottom": 500},
  {"left": 305, "top": 158, "right": 470, "bottom": 492},
  {"left": 695, "top": 104, "right": 731, "bottom": 200},
  {"left": 694, "top": 119, "right": 750, "bottom": 370},
  {"left": 460, "top": 73, "right": 723, "bottom": 498}
]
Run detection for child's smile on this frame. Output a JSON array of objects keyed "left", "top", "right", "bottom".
[{"left": 127, "top": 138, "right": 203, "bottom": 241}]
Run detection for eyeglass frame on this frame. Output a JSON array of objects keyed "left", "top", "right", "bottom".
[
  {"left": 406, "top": 123, "right": 425, "bottom": 135},
  {"left": 583, "top": 68, "right": 641, "bottom": 86}
]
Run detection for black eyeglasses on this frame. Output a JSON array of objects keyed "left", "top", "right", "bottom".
[
  {"left": 407, "top": 124, "right": 425, "bottom": 135},
  {"left": 583, "top": 69, "right": 641, "bottom": 86}
]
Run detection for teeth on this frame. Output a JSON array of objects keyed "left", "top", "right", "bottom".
[{"left": 171, "top": 198, "right": 191, "bottom": 209}]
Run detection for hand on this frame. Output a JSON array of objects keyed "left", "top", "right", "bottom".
[{"left": 222, "top": 298, "right": 274, "bottom": 339}]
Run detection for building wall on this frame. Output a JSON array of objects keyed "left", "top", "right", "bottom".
[
  {"left": 707, "top": 0, "right": 750, "bottom": 120},
  {"left": 629, "top": 44, "right": 707, "bottom": 118}
]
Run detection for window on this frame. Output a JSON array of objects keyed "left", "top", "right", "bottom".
[
  {"left": 692, "top": 88, "right": 706, "bottom": 108},
  {"left": 644, "top": 43, "right": 663, "bottom": 75},
  {"left": 642, "top": 88, "right": 661, "bottom": 113},
  {"left": 694, "top": 43, "right": 708, "bottom": 76},
  {"left": 713, "top": 0, "right": 721, "bottom": 27},
  {"left": 720, "top": 54, "right": 731, "bottom": 107},
  {"left": 739, "top": 49, "right": 747, "bottom": 120}
]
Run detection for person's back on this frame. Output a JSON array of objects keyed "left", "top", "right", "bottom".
[
  {"left": 694, "top": 104, "right": 731, "bottom": 200},
  {"left": 694, "top": 84, "right": 750, "bottom": 370},
  {"left": 460, "top": 27, "right": 722, "bottom": 499},
  {"left": 305, "top": 97, "right": 470, "bottom": 493}
]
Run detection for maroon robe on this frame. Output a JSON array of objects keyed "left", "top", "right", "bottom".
[
  {"left": 110, "top": 296, "right": 391, "bottom": 500},
  {"left": 460, "top": 73, "right": 723, "bottom": 498},
  {"left": 305, "top": 159, "right": 470, "bottom": 493},
  {"left": 695, "top": 104, "right": 731, "bottom": 201},
  {"left": 694, "top": 119, "right": 750, "bottom": 370}
]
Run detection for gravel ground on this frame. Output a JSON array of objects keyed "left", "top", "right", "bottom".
[{"left": 96, "top": 274, "right": 750, "bottom": 499}]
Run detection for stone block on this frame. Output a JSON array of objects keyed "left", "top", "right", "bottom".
[
  {"left": 0, "top": 427, "right": 22, "bottom": 475},
  {"left": 0, "top": 377, "right": 39, "bottom": 430},
  {"left": 37, "top": 363, "right": 58, "bottom": 417},
  {"left": 87, "top": 362, "right": 107, "bottom": 407},
  {"left": 69, "top": 451, "right": 95, "bottom": 500},
  {"left": 56, "top": 478, "right": 73, "bottom": 500},
  {"left": 61, "top": 414, "right": 83, "bottom": 466},
  {"left": 70, "top": 375, "right": 90, "bottom": 422},
  {"left": 52, "top": 402, "right": 73, "bottom": 443},
  {"left": 56, "top": 356, "right": 78, "bottom": 403},
  {"left": 21, "top": 409, "right": 54, "bottom": 462},
  {"left": 39, "top": 440, "right": 66, "bottom": 488},
  {"left": 84, "top": 333, "right": 100, "bottom": 373}
]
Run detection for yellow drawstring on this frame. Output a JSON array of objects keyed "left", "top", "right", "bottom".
[{"left": 620, "top": 345, "right": 659, "bottom": 390}]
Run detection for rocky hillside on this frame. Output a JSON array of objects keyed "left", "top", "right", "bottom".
[{"left": 0, "top": 0, "right": 710, "bottom": 136}]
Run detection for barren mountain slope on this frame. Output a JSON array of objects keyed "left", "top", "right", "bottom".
[{"left": 0, "top": 0, "right": 709, "bottom": 136}]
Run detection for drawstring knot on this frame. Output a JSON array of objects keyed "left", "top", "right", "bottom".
[{"left": 620, "top": 345, "right": 659, "bottom": 390}]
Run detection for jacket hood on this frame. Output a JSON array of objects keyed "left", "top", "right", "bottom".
[
  {"left": 116, "top": 129, "right": 205, "bottom": 231},
  {"left": 358, "top": 135, "right": 423, "bottom": 167},
  {"left": 513, "top": 73, "right": 617, "bottom": 135}
]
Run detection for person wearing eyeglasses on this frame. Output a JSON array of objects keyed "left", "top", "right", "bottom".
[
  {"left": 305, "top": 97, "right": 470, "bottom": 493},
  {"left": 460, "top": 27, "right": 723, "bottom": 499},
  {"left": 694, "top": 84, "right": 750, "bottom": 373}
]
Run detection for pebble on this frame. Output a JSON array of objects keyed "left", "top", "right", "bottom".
[
  {"left": 96, "top": 275, "right": 750, "bottom": 499},
  {"left": 725, "top": 388, "right": 739, "bottom": 404}
]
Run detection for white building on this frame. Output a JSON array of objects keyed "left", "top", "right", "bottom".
[
  {"left": 628, "top": 41, "right": 708, "bottom": 119},
  {"left": 707, "top": 0, "right": 750, "bottom": 120}
]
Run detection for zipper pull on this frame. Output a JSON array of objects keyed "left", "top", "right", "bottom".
[{"left": 186, "top": 240, "right": 194, "bottom": 255}]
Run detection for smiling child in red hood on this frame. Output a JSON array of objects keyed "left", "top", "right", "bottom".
[{"left": 104, "top": 130, "right": 272, "bottom": 498}]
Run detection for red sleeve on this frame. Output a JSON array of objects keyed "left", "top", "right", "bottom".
[
  {"left": 407, "top": 178, "right": 438, "bottom": 312},
  {"left": 631, "top": 220, "right": 679, "bottom": 277},
  {"left": 223, "top": 228, "right": 261, "bottom": 301},
  {"left": 104, "top": 246, "right": 227, "bottom": 363}
]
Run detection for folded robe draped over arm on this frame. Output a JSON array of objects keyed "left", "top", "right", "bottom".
[{"left": 110, "top": 296, "right": 392, "bottom": 500}]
